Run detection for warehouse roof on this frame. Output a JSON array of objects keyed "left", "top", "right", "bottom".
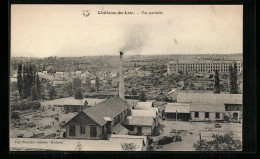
[
  {"left": 190, "top": 103, "right": 225, "bottom": 112},
  {"left": 177, "top": 93, "right": 242, "bottom": 105}
]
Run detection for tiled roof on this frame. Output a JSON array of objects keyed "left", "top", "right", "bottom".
[
  {"left": 82, "top": 96, "right": 131, "bottom": 126},
  {"left": 125, "top": 116, "right": 154, "bottom": 126}
]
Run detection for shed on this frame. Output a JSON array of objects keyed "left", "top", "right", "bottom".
[
  {"left": 124, "top": 116, "right": 155, "bottom": 136},
  {"left": 165, "top": 103, "right": 190, "bottom": 121}
]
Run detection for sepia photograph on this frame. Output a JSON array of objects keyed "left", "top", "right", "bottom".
[{"left": 10, "top": 4, "right": 243, "bottom": 151}]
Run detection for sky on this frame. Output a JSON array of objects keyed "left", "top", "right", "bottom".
[{"left": 11, "top": 5, "right": 243, "bottom": 57}]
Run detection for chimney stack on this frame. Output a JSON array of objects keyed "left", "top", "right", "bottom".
[{"left": 119, "top": 51, "right": 125, "bottom": 100}]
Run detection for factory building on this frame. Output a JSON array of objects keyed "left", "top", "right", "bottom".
[{"left": 167, "top": 60, "right": 243, "bottom": 74}]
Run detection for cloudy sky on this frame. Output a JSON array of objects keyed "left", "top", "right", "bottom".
[{"left": 11, "top": 5, "right": 243, "bottom": 57}]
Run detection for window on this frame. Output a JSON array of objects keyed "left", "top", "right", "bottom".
[
  {"left": 216, "top": 113, "right": 220, "bottom": 119},
  {"left": 74, "top": 107, "right": 77, "bottom": 112},
  {"left": 195, "top": 112, "right": 199, "bottom": 118},
  {"left": 69, "top": 125, "right": 75, "bottom": 136},
  {"left": 90, "top": 126, "right": 97, "bottom": 137},
  {"left": 205, "top": 112, "right": 209, "bottom": 118},
  {"left": 80, "top": 125, "right": 85, "bottom": 134}
]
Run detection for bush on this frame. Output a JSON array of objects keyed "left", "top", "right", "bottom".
[
  {"left": 12, "top": 100, "right": 41, "bottom": 111},
  {"left": 193, "top": 133, "right": 242, "bottom": 151},
  {"left": 153, "top": 135, "right": 182, "bottom": 145},
  {"left": 121, "top": 142, "right": 138, "bottom": 151}
]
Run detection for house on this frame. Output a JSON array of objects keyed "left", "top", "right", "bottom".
[
  {"left": 165, "top": 103, "right": 190, "bottom": 121},
  {"left": 91, "top": 80, "right": 96, "bottom": 87},
  {"left": 63, "top": 97, "right": 131, "bottom": 139},
  {"left": 124, "top": 116, "right": 155, "bottom": 136},
  {"left": 63, "top": 99, "right": 89, "bottom": 113},
  {"left": 190, "top": 103, "right": 225, "bottom": 122},
  {"left": 55, "top": 72, "right": 64, "bottom": 76},
  {"left": 135, "top": 102, "right": 153, "bottom": 110},
  {"left": 76, "top": 71, "right": 82, "bottom": 76},
  {"left": 131, "top": 109, "right": 159, "bottom": 126}
]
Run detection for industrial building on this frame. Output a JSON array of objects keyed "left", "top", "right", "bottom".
[{"left": 167, "top": 60, "right": 243, "bottom": 74}]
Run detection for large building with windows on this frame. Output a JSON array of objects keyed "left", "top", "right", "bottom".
[{"left": 167, "top": 60, "right": 243, "bottom": 74}]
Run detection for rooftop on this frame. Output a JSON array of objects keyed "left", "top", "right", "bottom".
[
  {"left": 177, "top": 93, "right": 242, "bottom": 105},
  {"left": 112, "top": 123, "right": 129, "bottom": 135},
  {"left": 135, "top": 102, "right": 153, "bottom": 110},
  {"left": 190, "top": 103, "right": 225, "bottom": 112},
  {"left": 125, "top": 116, "right": 154, "bottom": 126},
  {"left": 131, "top": 109, "right": 157, "bottom": 118},
  {"left": 165, "top": 103, "right": 190, "bottom": 113}
]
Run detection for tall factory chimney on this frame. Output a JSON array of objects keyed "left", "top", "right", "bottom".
[{"left": 119, "top": 51, "right": 125, "bottom": 100}]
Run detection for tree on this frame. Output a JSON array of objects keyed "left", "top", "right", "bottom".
[
  {"left": 21, "top": 64, "right": 37, "bottom": 99},
  {"left": 95, "top": 76, "right": 100, "bottom": 92},
  {"left": 213, "top": 70, "right": 220, "bottom": 93},
  {"left": 85, "top": 77, "right": 91, "bottom": 91},
  {"left": 131, "top": 89, "right": 137, "bottom": 95},
  {"left": 74, "top": 89, "right": 83, "bottom": 99},
  {"left": 17, "top": 63, "right": 23, "bottom": 98},
  {"left": 73, "top": 77, "right": 82, "bottom": 94},
  {"left": 30, "top": 86, "right": 38, "bottom": 101},
  {"left": 49, "top": 87, "right": 57, "bottom": 100},
  {"left": 35, "top": 73, "right": 41, "bottom": 99},
  {"left": 229, "top": 63, "right": 239, "bottom": 94},
  {"left": 138, "top": 91, "right": 147, "bottom": 102},
  {"left": 193, "top": 133, "right": 242, "bottom": 151}
]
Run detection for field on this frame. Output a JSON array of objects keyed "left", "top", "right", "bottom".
[{"left": 10, "top": 104, "right": 75, "bottom": 138}]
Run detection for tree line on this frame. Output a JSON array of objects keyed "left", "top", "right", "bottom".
[
  {"left": 213, "top": 62, "right": 239, "bottom": 94},
  {"left": 17, "top": 63, "right": 41, "bottom": 101}
]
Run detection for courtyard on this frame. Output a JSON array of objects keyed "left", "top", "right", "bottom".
[{"left": 153, "top": 119, "right": 242, "bottom": 151}]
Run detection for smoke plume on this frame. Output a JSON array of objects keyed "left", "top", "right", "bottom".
[{"left": 121, "top": 24, "right": 149, "bottom": 54}]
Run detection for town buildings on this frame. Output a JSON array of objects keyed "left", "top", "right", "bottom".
[{"left": 167, "top": 60, "right": 243, "bottom": 74}]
